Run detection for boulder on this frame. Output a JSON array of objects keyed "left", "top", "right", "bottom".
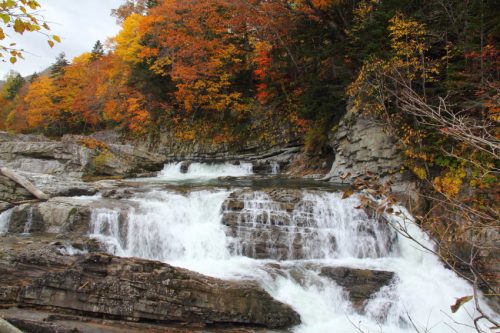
[
  {"left": 179, "top": 160, "right": 192, "bottom": 173},
  {"left": 0, "top": 251, "right": 300, "bottom": 329},
  {"left": 320, "top": 267, "right": 395, "bottom": 310}
]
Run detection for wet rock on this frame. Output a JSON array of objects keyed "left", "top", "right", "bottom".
[
  {"left": 179, "top": 160, "right": 192, "bottom": 173},
  {"left": 222, "top": 189, "right": 308, "bottom": 260},
  {"left": 101, "top": 188, "right": 134, "bottom": 200},
  {"left": 0, "top": 308, "right": 284, "bottom": 333},
  {"left": 6, "top": 199, "right": 87, "bottom": 235},
  {"left": 222, "top": 189, "right": 394, "bottom": 261},
  {"left": 8, "top": 203, "right": 44, "bottom": 233},
  {"left": 0, "top": 251, "right": 300, "bottom": 329},
  {"left": 4, "top": 197, "right": 136, "bottom": 236},
  {"left": 320, "top": 267, "right": 395, "bottom": 310}
]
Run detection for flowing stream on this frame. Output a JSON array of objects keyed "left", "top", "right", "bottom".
[{"left": 61, "top": 163, "right": 500, "bottom": 332}]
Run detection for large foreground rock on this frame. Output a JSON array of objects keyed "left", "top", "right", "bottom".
[{"left": 0, "top": 251, "right": 300, "bottom": 329}]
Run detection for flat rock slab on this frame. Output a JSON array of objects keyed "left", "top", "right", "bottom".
[
  {"left": 0, "top": 308, "right": 286, "bottom": 333},
  {"left": 0, "top": 250, "right": 300, "bottom": 329}
]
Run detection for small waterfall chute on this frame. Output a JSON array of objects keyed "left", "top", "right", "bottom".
[
  {"left": 0, "top": 208, "right": 13, "bottom": 234},
  {"left": 157, "top": 162, "right": 253, "bottom": 181}
]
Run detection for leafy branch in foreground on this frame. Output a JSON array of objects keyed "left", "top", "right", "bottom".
[{"left": 0, "top": 0, "right": 60, "bottom": 63}]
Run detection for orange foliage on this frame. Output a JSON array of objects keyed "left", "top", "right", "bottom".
[
  {"left": 79, "top": 137, "right": 109, "bottom": 150},
  {"left": 25, "top": 76, "right": 57, "bottom": 129}
]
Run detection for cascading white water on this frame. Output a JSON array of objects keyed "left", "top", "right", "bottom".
[
  {"left": 0, "top": 208, "right": 13, "bottom": 234},
  {"left": 271, "top": 161, "right": 280, "bottom": 174},
  {"left": 230, "top": 191, "right": 395, "bottom": 260},
  {"left": 157, "top": 162, "right": 253, "bottom": 180},
  {"left": 89, "top": 188, "right": 497, "bottom": 333}
]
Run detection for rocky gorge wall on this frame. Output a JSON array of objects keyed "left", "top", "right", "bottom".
[{"left": 323, "top": 107, "right": 422, "bottom": 212}]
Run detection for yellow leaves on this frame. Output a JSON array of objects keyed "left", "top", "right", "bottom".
[
  {"left": 0, "top": 13, "right": 9, "bottom": 24},
  {"left": 114, "top": 13, "right": 144, "bottom": 64},
  {"left": 412, "top": 166, "right": 427, "bottom": 180},
  {"left": 388, "top": 13, "right": 428, "bottom": 71},
  {"left": 72, "top": 52, "right": 91, "bottom": 64},
  {"left": 433, "top": 167, "right": 466, "bottom": 197},
  {"left": 25, "top": 76, "right": 56, "bottom": 129}
]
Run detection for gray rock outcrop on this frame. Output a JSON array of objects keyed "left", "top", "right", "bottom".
[
  {"left": 0, "top": 132, "right": 165, "bottom": 178},
  {"left": 324, "top": 109, "right": 422, "bottom": 211},
  {"left": 325, "top": 108, "right": 402, "bottom": 181}
]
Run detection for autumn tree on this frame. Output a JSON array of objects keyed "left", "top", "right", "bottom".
[{"left": 24, "top": 75, "right": 56, "bottom": 130}]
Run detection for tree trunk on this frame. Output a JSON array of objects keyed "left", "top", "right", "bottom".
[{"left": 0, "top": 167, "right": 49, "bottom": 201}]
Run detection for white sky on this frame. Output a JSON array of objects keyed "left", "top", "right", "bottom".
[{"left": 0, "top": 0, "right": 124, "bottom": 78}]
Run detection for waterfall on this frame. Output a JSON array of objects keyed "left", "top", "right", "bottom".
[
  {"left": 157, "top": 162, "right": 253, "bottom": 180},
  {"left": 271, "top": 161, "right": 280, "bottom": 174},
  {"left": 0, "top": 208, "right": 13, "bottom": 234},
  {"left": 22, "top": 206, "right": 34, "bottom": 235},
  {"left": 90, "top": 190, "right": 232, "bottom": 262},
  {"left": 88, "top": 188, "right": 497, "bottom": 333},
  {"left": 229, "top": 191, "right": 395, "bottom": 260},
  {"left": 89, "top": 208, "right": 124, "bottom": 255}
]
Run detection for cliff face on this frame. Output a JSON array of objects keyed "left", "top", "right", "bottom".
[
  {"left": 324, "top": 107, "right": 422, "bottom": 212},
  {"left": 325, "top": 108, "right": 403, "bottom": 181}
]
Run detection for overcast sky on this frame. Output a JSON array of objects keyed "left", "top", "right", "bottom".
[{"left": 0, "top": 0, "right": 124, "bottom": 78}]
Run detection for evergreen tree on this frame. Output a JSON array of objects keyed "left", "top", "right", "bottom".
[
  {"left": 2, "top": 71, "right": 25, "bottom": 100},
  {"left": 50, "top": 53, "right": 69, "bottom": 78},
  {"left": 90, "top": 40, "right": 105, "bottom": 61},
  {"left": 29, "top": 72, "right": 39, "bottom": 83}
]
